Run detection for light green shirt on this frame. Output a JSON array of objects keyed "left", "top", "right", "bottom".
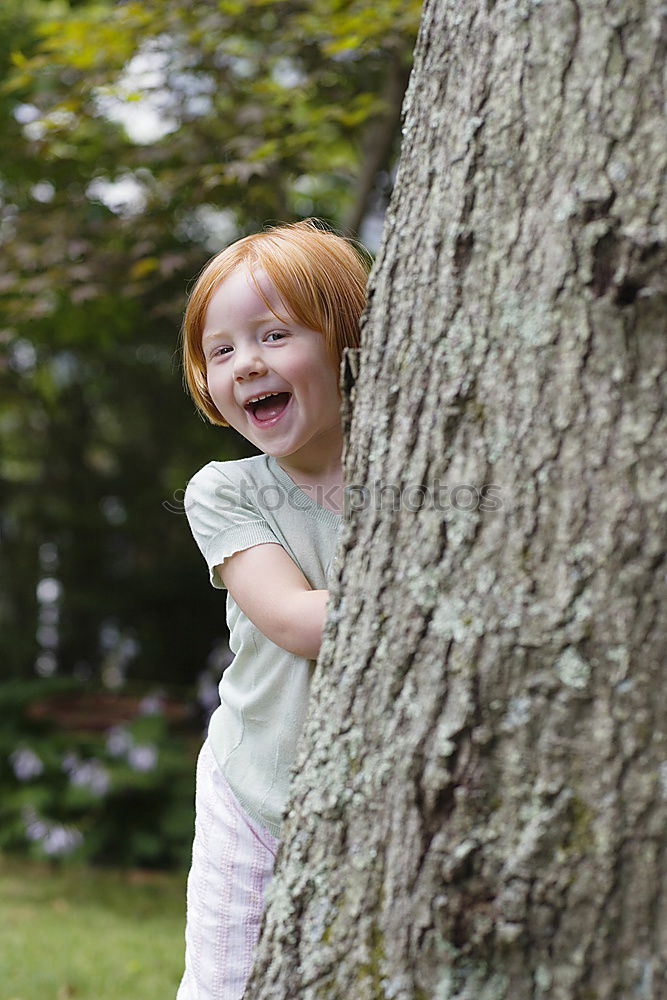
[{"left": 184, "top": 454, "right": 340, "bottom": 836}]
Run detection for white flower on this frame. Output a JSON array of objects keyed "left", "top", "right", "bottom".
[
  {"left": 22, "top": 808, "right": 83, "bottom": 856},
  {"left": 23, "top": 809, "right": 48, "bottom": 842},
  {"left": 69, "top": 759, "right": 111, "bottom": 797},
  {"left": 62, "top": 751, "right": 80, "bottom": 773},
  {"left": 106, "top": 726, "right": 134, "bottom": 757},
  {"left": 127, "top": 743, "right": 158, "bottom": 772},
  {"left": 138, "top": 693, "right": 164, "bottom": 716},
  {"left": 43, "top": 825, "right": 83, "bottom": 856},
  {"left": 10, "top": 746, "right": 44, "bottom": 781}
]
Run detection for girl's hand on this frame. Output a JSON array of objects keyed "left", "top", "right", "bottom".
[{"left": 217, "top": 543, "right": 329, "bottom": 660}]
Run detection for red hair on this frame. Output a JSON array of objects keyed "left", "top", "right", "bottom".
[{"left": 181, "top": 220, "right": 370, "bottom": 426}]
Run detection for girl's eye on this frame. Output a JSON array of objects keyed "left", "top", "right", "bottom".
[
  {"left": 265, "top": 331, "right": 287, "bottom": 343},
  {"left": 211, "top": 346, "right": 232, "bottom": 358}
]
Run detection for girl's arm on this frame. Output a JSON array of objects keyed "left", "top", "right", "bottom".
[{"left": 217, "top": 543, "right": 329, "bottom": 660}]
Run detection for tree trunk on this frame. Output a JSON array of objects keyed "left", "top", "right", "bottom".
[{"left": 247, "top": 0, "right": 667, "bottom": 997}]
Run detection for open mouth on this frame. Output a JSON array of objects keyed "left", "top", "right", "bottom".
[{"left": 245, "top": 391, "right": 292, "bottom": 424}]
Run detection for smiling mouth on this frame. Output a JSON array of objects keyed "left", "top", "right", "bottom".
[{"left": 245, "top": 392, "right": 292, "bottom": 424}]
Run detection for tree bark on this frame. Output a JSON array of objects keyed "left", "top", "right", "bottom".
[{"left": 247, "top": 0, "right": 667, "bottom": 997}]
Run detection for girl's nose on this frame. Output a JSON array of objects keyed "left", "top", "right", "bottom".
[{"left": 233, "top": 347, "right": 267, "bottom": 382}]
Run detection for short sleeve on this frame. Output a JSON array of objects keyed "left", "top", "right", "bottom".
[{"left": 184, "top": 462, "right": 279, "bottom": 589}]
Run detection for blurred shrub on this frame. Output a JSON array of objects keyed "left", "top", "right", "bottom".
[{"left": 0, "top": 678, "right": 199, "bottom": 869}]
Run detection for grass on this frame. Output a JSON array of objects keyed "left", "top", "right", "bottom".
[{"left": 0, "top": 854, "right": 187, "bottom": 1000}]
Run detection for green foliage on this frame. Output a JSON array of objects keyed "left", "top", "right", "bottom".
[
  {"left": 3, "top": 0, "right": 420, "bottom": 319},
  {"left": 0, "top": 678, "right": 198, "bottom": 868},
  {"left": 0, "top": 0, "right": 419, "bottom": 692}
]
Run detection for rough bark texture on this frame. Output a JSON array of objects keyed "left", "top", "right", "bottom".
[{"left": 246, "top": 1, "right": 667, "bottom": 997}]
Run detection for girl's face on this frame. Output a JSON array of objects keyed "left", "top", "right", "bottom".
[{"left": 201, "top": 265, "right": 343, "bottom": 474}]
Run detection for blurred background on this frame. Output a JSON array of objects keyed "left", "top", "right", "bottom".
[{"left": 0, "top": 0, "right": 420, "bottom": 880}]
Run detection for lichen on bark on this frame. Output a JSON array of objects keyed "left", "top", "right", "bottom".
[{"left": 245, "top": 1, "right": 667, "bottom": 997}]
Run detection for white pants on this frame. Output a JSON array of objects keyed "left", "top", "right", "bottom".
[{"left": 177, "top": 740, "right": 279, "bottom": 1000}]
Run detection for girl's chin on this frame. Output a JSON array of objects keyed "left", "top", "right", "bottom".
[{"left": 256, "top": 442, "right": 296, "bottom": 458}]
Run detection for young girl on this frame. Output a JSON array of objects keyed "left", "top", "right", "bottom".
[{"left": 177, "top": 220, "right": 369, "bottom": 1000}]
